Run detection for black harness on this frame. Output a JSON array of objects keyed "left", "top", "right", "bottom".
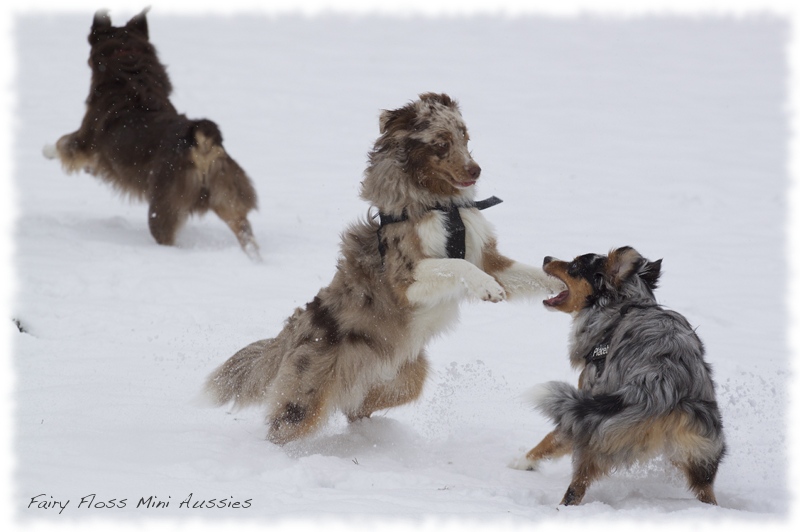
[
  {"left": 584, "top": 302, "right": 657, "bottom": 378},
  {"left": 377, "top": 196, "right": 503, "bottom": 260}
]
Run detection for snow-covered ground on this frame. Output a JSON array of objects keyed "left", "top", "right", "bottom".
[{"left": 6, "top": 3, "right": 795, "bottom": 530}]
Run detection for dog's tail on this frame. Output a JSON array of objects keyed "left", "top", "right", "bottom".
[
  {"left": 528, "top": 381, "right": 626, "bottom": 440},
  {"left": 529, "top": 381, "right": 725, "bottom": 453},
  {"left": 204, "top": 339, "right": 281, "bottom": 409}
]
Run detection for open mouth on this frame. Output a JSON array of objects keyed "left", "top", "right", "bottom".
[
  {"left": 543, "top": 289, "right": 569, "bottom": 307},
  {"left": 454, "top": 180, "right": 477, "bottom": 189},
  {"left": 542, "top": 269, "right": 569, "bottom": 308}
]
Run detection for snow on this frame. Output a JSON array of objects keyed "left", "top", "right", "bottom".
[{"left": 5, "top": 2, "right": 797, "bottom": 531}]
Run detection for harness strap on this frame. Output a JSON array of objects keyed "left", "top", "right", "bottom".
[
  {"left": 584, "top": 302, "right": 658, "bottom": 378},
  {"left": 377, "top": 196, "right": 502, "bottom": 260}
]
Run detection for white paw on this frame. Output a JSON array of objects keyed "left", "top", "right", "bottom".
[
  {"left": 462, "top": 271, "right": 506, "bottom": 302},
  {"left": 242, "top": 240, "right": 262, "bottom": 263},
  {"left": 508, "top": 454, "right": 539, "bottom": 471},
  {"left": 42, "top": 144, "right": 58, "bottom": 160}
]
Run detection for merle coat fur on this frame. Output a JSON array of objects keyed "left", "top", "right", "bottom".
[
  {"left": 513, "top": 247, "right": 725, "bottom": 506},
  {"left": 44, "top": 9, "right": 260, "bottom": 259},
  {"left": 205, "top": 93, "right": 564, "bottom": 444}
]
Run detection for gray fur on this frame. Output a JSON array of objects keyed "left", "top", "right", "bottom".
[{"left": 522, "top": 247, "right": 726, "bottom": 505}]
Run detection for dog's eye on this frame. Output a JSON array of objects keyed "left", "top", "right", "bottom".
[
  {"left": 567, "top": 263, "right": 580, "bottom": 276},
  {"left": 434, "top": 142, "right": 450, "bottom": 156}
]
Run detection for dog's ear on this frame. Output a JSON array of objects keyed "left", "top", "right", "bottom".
[
  {"left": 378, "top": 110, "right": 394, "bottom": 135},
  {"left": 639, "top": 259, "right": 662, "bottom": 291},
  {"left": 605, "top": 246, "right": 646, "bottom": 288},
  {"left": 379, "top": 106, "right": 416, "bottom": 135},
  {"left": 126, "top": 7, "right": 151, "bottom": 39},
  {"left": 89, "top": 10, "right": 112, "bottom": 44}
]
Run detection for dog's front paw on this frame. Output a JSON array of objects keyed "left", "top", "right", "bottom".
[
  {"left": 42, "top": 144, "right": 58, "bottom": 160},
  {"left": 462, "top": 271, "right": 506, "bottom": 302}
]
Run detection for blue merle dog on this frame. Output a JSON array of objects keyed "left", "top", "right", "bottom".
[{"left": 513, "top": 247, "right": 725, "bottom": 506}]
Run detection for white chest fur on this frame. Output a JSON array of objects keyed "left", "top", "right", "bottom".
[{"left": 415, "top": 208, "right": 496, "bottom": 266}]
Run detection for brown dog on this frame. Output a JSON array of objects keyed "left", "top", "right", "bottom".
[{"left": 44, "top": 9, "right": 260, "bottom": 260}]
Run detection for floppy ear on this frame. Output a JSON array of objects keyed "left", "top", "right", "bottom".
[
  {"left": 638, "top": 259, "right": 662, "bottom": 290},
  {"left": 378, "top": 106, "right": 415, "bottom": 135},
  {"left": 126, "top": 7, "right": 151, "bottom": 38},
  {"left": 89, "top": 9, "right": 112, "bottom": 44},
  {"left": 606, "top": 246, "right": 645, "bottom": 288},
  {"left": 378, "top": 110, "right": 394, "bottom": 135}
]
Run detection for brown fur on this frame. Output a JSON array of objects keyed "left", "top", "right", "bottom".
[
  {"left": 205, "top": 93, "right": 564, "bottom": 444},
  {"left": 528, "top": 412, "right": 721, "bottom": 505},
  {"left": 43, "top": 9, "right": 260, "bottom": 259}
]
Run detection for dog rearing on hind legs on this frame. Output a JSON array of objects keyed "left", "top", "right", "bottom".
[
  {"left": 43, "top": 9, "right": 260, "bottom": 260},
  {"left": 205, "top": 93, "right": 565, "bottom": 445}
]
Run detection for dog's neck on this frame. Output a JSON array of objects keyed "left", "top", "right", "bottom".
[{"left": 569, "top": 299, "right": 658, "bottom": 370}]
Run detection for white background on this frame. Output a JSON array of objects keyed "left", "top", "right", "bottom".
[{"left": 3, "top": 1, "right": 799, "bottom": 531}]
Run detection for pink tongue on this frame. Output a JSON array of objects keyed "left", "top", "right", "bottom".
[{"left": 544, "top": 290, "right": 568, "bottom": 306}]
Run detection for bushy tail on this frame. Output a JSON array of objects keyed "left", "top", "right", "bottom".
[
  {"left": 204, "top": 339, "right": 281, "bottom": 409},
  {"left": 527, "top": 381, "right": 627, "bottom": 442},
  {"left": 528, "top": 381, "right": 724, "bottom": 452}
]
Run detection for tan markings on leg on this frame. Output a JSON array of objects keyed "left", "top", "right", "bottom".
[
  {"left": 347, "top": 355, "right": 429, "bottom": 422},
  {"left": 673, "top": 460, "right": 719, "bottom": 505},
  {"left": 561, "top": 453, "right": 608, "bottom": 506},
  {"left": 525, "top": 429, "right": 572, "bottom": 464},
  {"left": 481, "top": 239, "right": 513, "bottom": 277}
]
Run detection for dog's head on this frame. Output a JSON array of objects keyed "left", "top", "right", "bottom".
[
  {"left": 363, "top": 93, "right": 482, "bottom": 209},
  {"left": 542, "top": 247, "right": 662, "bottom": 314},
  {"left": 86, "top": 9, "right": 164, "bottom": 83}
]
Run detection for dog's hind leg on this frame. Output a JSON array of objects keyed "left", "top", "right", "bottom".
[
  {"left": 200, "top": 143, "right": 260, "bottom": 261},
  {"left": 673, "top": 456, "right": 721, "bottom": 505},
  {"left": 510, "top": 429, "right": 572, "bottom": 471},
  {"left": 346, "top": 354, "right": 430, "bottom": 422},
  {"left": 147, "top": 195, "right": 188, "bottom": 246},
  {"left": 213, "top": 202, "right": 260, "bottom": 261},
  {"left": 267, "top": 389, "right": 330, "bottom": 445},
  {"left": 560, "top": 451, "right": 609, "bottom": 506},
  {"left": 265, "top": 351, "right": 335, "bottom": 445}
]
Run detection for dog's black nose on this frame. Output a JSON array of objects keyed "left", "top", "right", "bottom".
[
  {"left": 543, "top": 256, "right": 554, "bottom": 266},
  {"left": 468, "top": 163, "right": 481, "bottom": 180}
]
